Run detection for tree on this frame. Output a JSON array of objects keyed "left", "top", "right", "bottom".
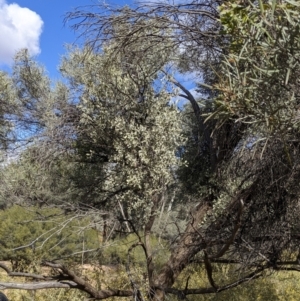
[
  {"left": 0, "top": 71, "right": 19, "bottom": 150},
  {"left": 0, "top": 36, "right": 185, "bottom": 299},
  {"left": 1, "top": 0, "right": 300, "bottom": 300}
]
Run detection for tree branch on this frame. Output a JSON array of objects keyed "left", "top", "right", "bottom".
[
  {"left": 42, "top": 261, "right": 133, "bottom": 299},
  {"left": 0, "top": 263, "right": 51, "bottom": 280},
  {"left": 209, "top": 199, "right": 244, "bottom": 259},
  {"left": 204, "top": 251, "right": 217, "bottom": 289},
  {"left": 0, "top": 281, "right": 79, "bottom": 290},
  {"left": 161, "top": 267, "right": 264, "bottom": 297}
]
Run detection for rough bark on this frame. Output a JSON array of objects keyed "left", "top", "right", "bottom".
[{"left": 153, "top": 202, "right": 211, "bottom": 300}]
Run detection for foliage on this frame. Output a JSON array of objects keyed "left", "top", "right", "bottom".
[
  {"left": 0, "top": 71, "right": 18, "bottom": 149},
  {"left": 177, "top": 100, "right": 216, "bottom": 198},
  {"left": 216, "top": 0, "right": 300, "bottom": 137},
  {"left": 0, "top": 148, "right": 78, "bottom": 208},
  {"left": 202, "top": 0, "right": 300, "bottom": 270},
  {"left": 0, "top": 205, "right": 99, "bottom": 269},
  {"left": 101, "top": 233, "right": 169, "bottom": 267},
  {"left": 1, "top": 0, "right": 300, "bottom": 300},
  {"left": 59, "top": 44, "right": 184, "bottom": 222}
]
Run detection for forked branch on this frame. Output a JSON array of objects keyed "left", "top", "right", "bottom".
[{"left": 0, "top": 262, "right": 133, "bottom": 300}]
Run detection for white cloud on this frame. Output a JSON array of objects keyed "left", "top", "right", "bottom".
[{"left": 0, "top": 0, "right": 43, "bottom": 65}]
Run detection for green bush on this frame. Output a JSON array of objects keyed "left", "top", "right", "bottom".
[{"left": 0, "top": 205, "right": 99, "bottom": 269}]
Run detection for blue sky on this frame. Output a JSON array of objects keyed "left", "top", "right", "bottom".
[{"left": 0, "top": 0, "right": 123, "bottom": 79}]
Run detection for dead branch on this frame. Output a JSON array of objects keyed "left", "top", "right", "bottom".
[
  {"left": 204, "top": 251, "right": 217, "bottom": 289},
  {"left": 209, "top": 199, "right": 244, "bottom": 259},
  {"left": 161, "top": 267, "right": 264, "bottom": 297},
  {"left": 43, "top": 261, "right": 133, "bottom": 299},
  {"left": 0, "top": 281, "right": 78, "bottom": 290},
  {"left": 0, "top": 263, "right": 51, "bottom": 281}
]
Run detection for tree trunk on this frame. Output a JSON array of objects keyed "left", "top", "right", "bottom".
[{"left": 152, "top": 203, "right": 211, "bottom": 300}]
